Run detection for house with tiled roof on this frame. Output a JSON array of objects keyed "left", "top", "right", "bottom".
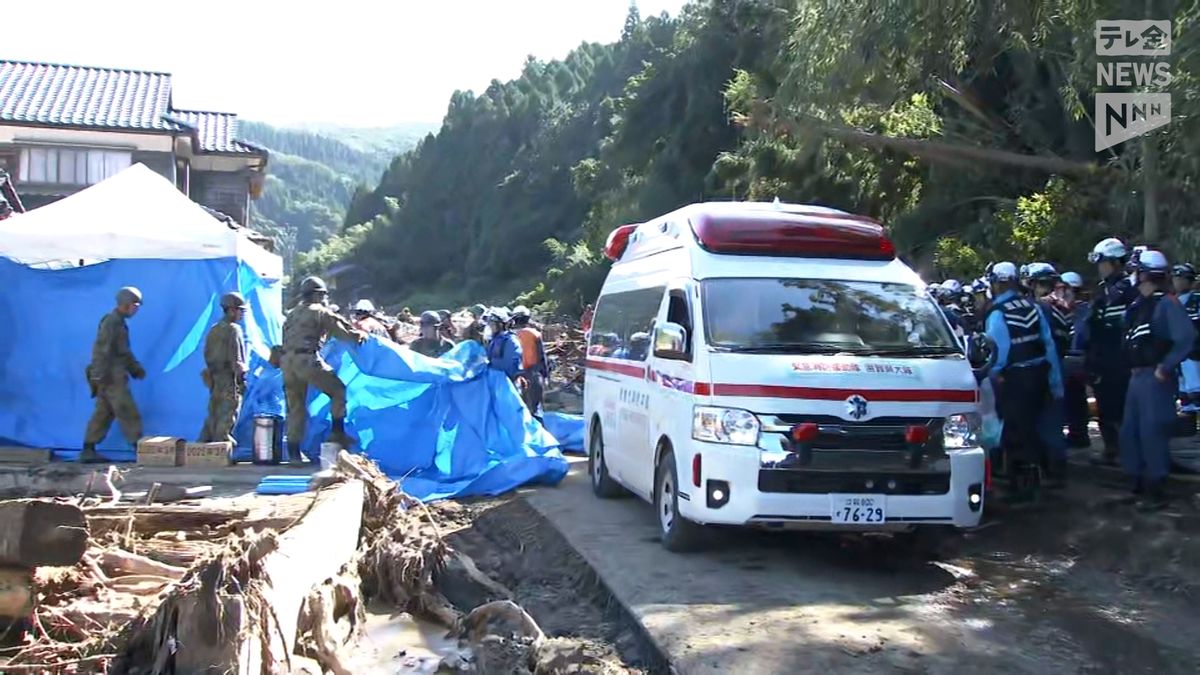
[{"left": 0, "top": 59, "right": 268, "bottom": 235}]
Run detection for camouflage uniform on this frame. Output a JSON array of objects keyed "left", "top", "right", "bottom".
[
  {"left": 281, "top": 302, "right": 359, "bottom": 447},
  {"left": 410, "top": 336, "right": 455, "bottom": 358},
  {"left": 198, "top": 318, "right": 248, "bottom": 444},
  {"left": 84, "top": 310, "right": 144, "bottom": 445}
]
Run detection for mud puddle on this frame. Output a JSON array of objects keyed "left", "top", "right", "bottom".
[
  {"left": 444, "top": 497, "right": 666, "bottom": 674},
  {"left": 354, "top": 602, "right": 473, "bottom": 673}
]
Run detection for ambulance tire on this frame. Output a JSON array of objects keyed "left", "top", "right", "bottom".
[
  {"left": 655, "top": 449, "right": 704, "bottom": 552},
  {"left": 589, "top": 425, "right": 624, "bottom": 499}
]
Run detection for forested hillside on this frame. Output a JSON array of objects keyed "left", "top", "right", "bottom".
[
  {"left": 239, "top": 121, "right": 432, "bottom": 265},
  {"left": 300, "top": 0, "right": 1200, "bottom": 312}
]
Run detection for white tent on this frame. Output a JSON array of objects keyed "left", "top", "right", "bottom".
[{"left": 0, "top": 163, "right": 282, "bottom": 278}]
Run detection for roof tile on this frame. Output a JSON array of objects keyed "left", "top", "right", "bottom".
[{"left": 0, "top": 60, "right": 174, "bottom": 130}]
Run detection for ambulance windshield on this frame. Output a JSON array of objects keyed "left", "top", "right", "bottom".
[{"left": 702, "top": 278, "right": 958, "bottom": 354}]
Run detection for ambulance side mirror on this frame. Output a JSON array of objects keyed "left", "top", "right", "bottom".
[{"left": 654, "top": 322, "right": 689, "bottom": 361}]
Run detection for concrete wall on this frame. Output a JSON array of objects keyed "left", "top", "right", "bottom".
[{"left": 191, "top": 169, "right": 251, "bottom": 225}]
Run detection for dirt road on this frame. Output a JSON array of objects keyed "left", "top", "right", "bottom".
[{"left": 524, "top": 458, "right": 1200, "bottom": 674}]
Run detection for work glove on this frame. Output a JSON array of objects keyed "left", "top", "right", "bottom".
[{"left": 130, "top": 364, "right": 147, "bottom": 380}]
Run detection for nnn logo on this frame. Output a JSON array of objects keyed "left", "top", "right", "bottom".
[{"left": 1095, "top": 93, "right": 1171, "bottom": 151}]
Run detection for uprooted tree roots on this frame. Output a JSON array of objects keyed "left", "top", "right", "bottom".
[{"left": 317, "top": 452, "right": 635, "bottom": 674}]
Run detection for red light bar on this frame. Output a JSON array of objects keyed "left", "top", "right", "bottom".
[
  {"left": 604, "top": 224, "right": 639, "bottom": 261},
  {"left": 904, "top": 425, "right": 930, "bottom": 445},
  {"left": 791, "top": 423, "right": 819, "bottom": 443},
  {"left": 690, "top": 211, "right": 895, "bottom": 260}
]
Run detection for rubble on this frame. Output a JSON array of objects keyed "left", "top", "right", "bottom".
[{"left": 0, "top": 452, "right": 647, "bottom": 673}]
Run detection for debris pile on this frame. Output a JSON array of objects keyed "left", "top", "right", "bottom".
[
  {"left": 2, "top": 489, "right": 313, "bottom": 672},
  {"left": 542, "top": 319, "right": 586, "bottom": 413}
]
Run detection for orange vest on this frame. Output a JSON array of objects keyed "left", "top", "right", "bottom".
[{"left": 516, "top": 327, "right": 542, "bottom": 370}]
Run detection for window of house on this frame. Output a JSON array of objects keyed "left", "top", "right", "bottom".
[
  {"left": 588, "top": 286, "right": 665, "bottom": 362},
  {"left": 18, "top": 148, "right": 131, "bottom": 185}
]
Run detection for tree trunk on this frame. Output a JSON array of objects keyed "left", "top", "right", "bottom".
[{"left": 0, "top": 500, "right": 88, "bottom": 567}]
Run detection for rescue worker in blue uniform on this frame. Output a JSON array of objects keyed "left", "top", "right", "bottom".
[
  {"left": 1172, "top": 263, "right": 1200, "bottom": 415},
  {"left": 1084, "top": 237, "right": 1140, "bottom": 464},
  {"left": 1120, "top": 250, "right": 1195, "bottom": 510},
  {"left": 1028, "top": 262, "right": 1073, "bottom": 487},
  {"left": 937, "top": 280, "right": 966, "bottom": 340},
  {"left": 1059, "top": 271, "right": 1092, "bottom": 447},
  {"left": 985, "top": 261, "right": 1064, "bottom": 501},
  {"left": 484, "top": 307, "right": 524, "bottom": 382}
]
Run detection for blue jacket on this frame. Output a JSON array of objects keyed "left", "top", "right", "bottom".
[
  {"left": 1140, "top": 293, "right": 1196, "bottom": 373},
  {"left": 1070, "top": 301, "right": 1090, "bottom": 352},
  {"left": 985, "top": 289, "right": 1064, "bottom": 399},
  {"left": 487, "top": 331, "right": 523, "bottom": 378}
]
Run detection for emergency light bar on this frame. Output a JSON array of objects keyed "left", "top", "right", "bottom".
[
  {"left": 690, "top": 211, "right": 895, "bottom": 260},
  {"left": 604, "top": 223, "right": 639, "bottom": 261}
]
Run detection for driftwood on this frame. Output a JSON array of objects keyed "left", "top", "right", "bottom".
[
  {"left": 94, "top": 549, "right": 186, "bottom": 580},
  {"left": 0, "top": 500, "right": 88, "bottom": 567},
  {"left": 85, "top": 504, "right": 251, "bottom": 537}
]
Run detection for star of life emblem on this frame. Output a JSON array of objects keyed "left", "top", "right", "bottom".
[{"left": 846, "top": 395, "right": 869, "bottom": 420}]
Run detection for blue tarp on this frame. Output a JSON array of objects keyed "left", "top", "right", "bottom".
[
  {"left": 542, "top": 412, "right": 586, "bottom": 454},
  {"left": 0, "top": 254, "right": 566, "bottom": 500},
  {"left": 267, "top": 337, "right": 569, "bottom": 501},
  {"left": 0, "top": 257, "right": 281, "bottom": 460}
]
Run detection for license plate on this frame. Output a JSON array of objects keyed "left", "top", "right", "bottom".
[{"left": 829, "top": 494, "right": 886, "bottom": 524}]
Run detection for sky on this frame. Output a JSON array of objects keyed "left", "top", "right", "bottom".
[{"left": 4, "top": 0, "right": 687, "bottom": 127}]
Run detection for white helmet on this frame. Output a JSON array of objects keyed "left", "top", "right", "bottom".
[
  {"left": 942, "top": 279, "right": 963, "bottom": 294},
  {"left": 1026, "top": 262, "right": 1059, "bottom": 283},
  {"left": 988, "top": 261, "right": 1019, "bottom": 282},
  {"left": 1088, "top": 237, "right": 1128, "bottom": 263},
  {"left": 1136, "top": 249, "right": 1169, "bottom": 275},
  {"left": 511, "top": 305, "right": 532, "bottom": 320},
  {"left": 352, "top": 299, "right": 377, "bottom": 313},
  {"left": 1060, "top": 271, "right": 1084, "bottom": 288}
]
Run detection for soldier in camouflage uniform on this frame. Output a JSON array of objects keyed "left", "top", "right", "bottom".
[
  {"left": 198, "top": 292, "right": 249, "bottom": 444},
  {"left": 82, "top": 287, "right": 146, "bottom": 463},
  {"left": 281, "top": 276, "right": 366, "bottom": 463},
  {"left": 410, "top": 311, "right": 455, "bottom": 358}
]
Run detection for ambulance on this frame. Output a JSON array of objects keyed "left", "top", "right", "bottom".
[{"left": 583, "top": 201, "right": 986, "bottom": 551}]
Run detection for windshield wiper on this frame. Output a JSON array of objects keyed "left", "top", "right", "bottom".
[
  {"left": 853, "top": 346, "right": 961, "bottom": 357},
  {"left": 723, "top": 343, "right": 854, "bottom": 354}
]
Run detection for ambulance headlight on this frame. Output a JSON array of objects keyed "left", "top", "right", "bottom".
[
  {"left": 942, "top": 413, "right": 981, "bottom": 449},
  {"left": 693, "top": 406, "right": 760, "bottom": 446}
]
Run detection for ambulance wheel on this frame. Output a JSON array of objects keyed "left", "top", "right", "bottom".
[
  {"left": 589, "top": 425, "right": 624, "bottom": 499},
  {"left": 656, "top": 449, "right": 704, "bottom": 552}
]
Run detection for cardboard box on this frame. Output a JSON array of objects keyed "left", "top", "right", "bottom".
[
  {"left": 137, "top": 437, "right": 183, "bottom": 467},
  {"left": 182, "top": 442, "right": 232, "bottom": 468}
]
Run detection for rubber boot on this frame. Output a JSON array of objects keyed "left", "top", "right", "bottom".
[
  {"left": 327, "top": 417, "right": 350, "bottom": 451},
  {"left": 1136, "top": 481, "right": 1169, "bottom": 512},
  {"left": 286, "top": 442, "right": 305, "bottom": 466},
  {"left": 79, "top": 442, "right": 103, "bottom": 464}
]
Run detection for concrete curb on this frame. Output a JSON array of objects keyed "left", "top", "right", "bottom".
[{"left": 520, "top": 492, "right": 679, "bottom": 675}]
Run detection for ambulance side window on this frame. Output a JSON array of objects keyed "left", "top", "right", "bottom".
[
  {"left": 587, "top": 286, "right": 665, "bottom": 362},
  {"left": 666, "top": 290, "right": 693, "bottom": 357}
]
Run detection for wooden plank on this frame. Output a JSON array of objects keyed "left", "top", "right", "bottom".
[
  {"left": 0, "top": 448, "right": 52, "bottom": 465},
  {"left": 238, "top": 481, "right": 364, "bottom": 671},
  {"left": 0, "top": 500, "right": 87, "bottom": 567}
]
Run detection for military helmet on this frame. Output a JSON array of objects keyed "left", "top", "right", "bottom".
[
  {"left": 220, "top": 291, "right": 248, "bottom": 310},
  {"left": 469, "top": 304, "right": 488, "bottom": 318},
  {"left": 116, "top": 286, "right": 143, "bottom": 305},
  {"left": 420, "top": 310, "right": 442, "bottom": 326},
  {"left": 299, "top": 276, "right": 328, "bottom": 296}
]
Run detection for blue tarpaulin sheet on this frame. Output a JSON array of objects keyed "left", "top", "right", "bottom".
[
  {"left": 0, "top": 257, "right": 281, "bottom": 460},
  {"left": 542, "top": 412, "right": 585, "bottom": 454},
  {"left": 0, "top": 255, "right": 566, "bottom": 500},
  {"left": 267, "top": 337, "right": 569, "bottom": 501}
]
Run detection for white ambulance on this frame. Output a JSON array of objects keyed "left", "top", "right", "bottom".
[{"left": 583, "top": 201, "right": 986, "bottom": 551}]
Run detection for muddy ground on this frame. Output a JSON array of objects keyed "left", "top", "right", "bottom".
[
  {"left": 437, "top": 497, "right": 667, "bottom": 673},
  {"left": 524, "top": 458, "right": 1200, "bottom": 674}
]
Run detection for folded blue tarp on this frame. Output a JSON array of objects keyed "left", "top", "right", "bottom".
[
  {"left": 242, "top": 337, "right": 569, "bottom": 501},
  {"left": 542, "top": 412, "right": 586, "bottom": 454}
]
